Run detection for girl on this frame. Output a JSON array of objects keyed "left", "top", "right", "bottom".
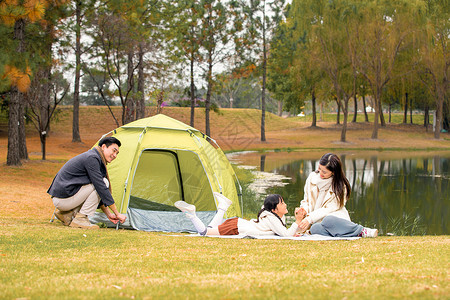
[
  {"left": 297, "top": 153, "right": 378, "bottom": 238},
  {"left": 175, "top": 193, "right": 303, "bottom": 237}
]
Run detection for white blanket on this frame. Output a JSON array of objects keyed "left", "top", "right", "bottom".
[{"left": 167, "top": 234, "right": 360, "bottom": 241}]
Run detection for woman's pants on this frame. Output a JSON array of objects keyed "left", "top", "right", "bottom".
[{"left": 310, "top": 215, "right": 363, "bottom": 237}]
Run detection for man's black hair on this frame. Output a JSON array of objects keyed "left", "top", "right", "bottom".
[{"left": 99, "top": 136, "right": 121, "bottom": 147}]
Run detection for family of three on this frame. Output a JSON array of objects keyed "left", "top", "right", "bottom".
[
  {"left": 48, "top": 137, "right": 377, "bottom": 237},
  {"left": 175, "top": 152, "right": 378, "bottom": 238}
]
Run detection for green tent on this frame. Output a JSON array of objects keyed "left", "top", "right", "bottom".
[{"left": 91, "top": 114, "right": 242, "bottom": 232}]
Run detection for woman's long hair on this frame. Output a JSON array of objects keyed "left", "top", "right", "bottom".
[
  {"left": 319, "top": 153, "right": 351, "bottom": 208},
  {"left": 256, "top": 194, "right": 286, "bottom": 227}
]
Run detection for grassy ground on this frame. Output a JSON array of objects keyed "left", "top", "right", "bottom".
[
  {"left": 0, "top": 106, "right": 449, "bottom": 299},
  {"left": 1, "top": 218, "right": 448, "bottom": 299}
]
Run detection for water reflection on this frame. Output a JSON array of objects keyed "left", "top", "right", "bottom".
[{"left": 240, "top": 152, "right": 449, "bottom": 235}]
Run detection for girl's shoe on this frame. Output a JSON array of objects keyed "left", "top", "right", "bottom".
[
  {"left": 213, "top": 192, "right": 232, "bottom": 211},
  {"left": 174, "top": 201, "right": 196, "bottom": 215},
  {"left": 361, "top": 227, "right": 378, "bottom": 238}
]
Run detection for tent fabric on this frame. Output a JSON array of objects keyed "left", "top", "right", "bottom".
[{"left": 89, "top": 114, "right": 242, "bottom": 232}]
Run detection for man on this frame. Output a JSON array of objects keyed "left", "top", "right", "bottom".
[{"left": 48, "top": 137, "right": 126, "bottom": 229}]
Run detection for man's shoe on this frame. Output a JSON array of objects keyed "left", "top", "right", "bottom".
[
  {"left": 55, "top": 209, "right": 75, "bottom": 226},
  {"left": 69, "top": 213, "right": 99, "bottom": 229},
  {"left": 361, "top": 227, "right": 378, "bottom": 238}
]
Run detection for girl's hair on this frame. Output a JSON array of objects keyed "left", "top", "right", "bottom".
[
  {"left": 256, "top": 194, "right": 286, "bottom": 227},
  {"left": 319, "top": 153, "right": 351, "bottom": 208}
]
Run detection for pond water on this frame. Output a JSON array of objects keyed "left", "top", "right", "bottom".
[{"left": 232, "top": 151, "right": 449, "bottom": 236}]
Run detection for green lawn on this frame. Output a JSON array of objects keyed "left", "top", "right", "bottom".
[{"left": 0, "top": 218, "right": 448, "bottom": 299}]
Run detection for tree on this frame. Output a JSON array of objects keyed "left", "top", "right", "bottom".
[
  {"left": 313, "top": 0, "right": 359, "bottom": 142},
  {"left": 198, "top": 0, "right": 236, "bottom": 136},
  {"left": 0, "top": 0, "right": 67, "bottom": 165},
  {"left": 354, "top": 0, "right": 418, "bottom": 139},
  {"left": 85, "top": 2, "right": 141, "bottom": 125},
  {"left": 236, "top": 0, "right": 287, "bottom": 141},
  {"left": 79, "top": 68, "right": 113, "bottom": 105},
  {"left": 417, "top": 0, "right": 449, "bottom": 138},
  {"left": 166, "top": 0, "right": 203, "bottom": 127},
  {"left": 26, "top": 70, "right": 69, "bottom": 160}
]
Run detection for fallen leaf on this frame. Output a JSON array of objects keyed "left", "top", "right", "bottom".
[{"left": 112, "top": 285, "right": 122, "bottom": 289}]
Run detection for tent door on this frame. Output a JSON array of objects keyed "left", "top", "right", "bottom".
[{"left": 129, "top": 150, "right": 184, "bottom": 211}]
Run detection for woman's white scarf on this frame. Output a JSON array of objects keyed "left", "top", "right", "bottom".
[{"left": 310, "top": 172, "right": 332, "bottom": 210}]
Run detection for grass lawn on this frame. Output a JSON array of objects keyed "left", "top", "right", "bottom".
[{"left": 0, "top": 218, "right": 448, "bottom": 299}]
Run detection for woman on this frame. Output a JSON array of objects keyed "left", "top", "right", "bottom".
[
  {"left": 175, "top": 193, "right": 303, "bottom": 237},
  {"left": 297, "top": 153, "right": 378, "bottom": 238}
]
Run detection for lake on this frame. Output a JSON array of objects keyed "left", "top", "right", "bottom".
[{"left": 231, "top": 151, "right": 449, "bottom": 235}]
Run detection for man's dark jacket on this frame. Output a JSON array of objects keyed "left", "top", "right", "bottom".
[{"left": 47, "top": 148, "right": 114, "bottom": 206}]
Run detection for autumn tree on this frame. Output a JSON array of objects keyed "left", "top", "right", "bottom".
[
  {"left": 417, "top": 0, "right": 449, "bottom": 138},
  {"left": 0, "top": 0, "right": 67, "bottom": 166},
  {"left": 354, "top": 0, "right": 419, "bottom": 139}
]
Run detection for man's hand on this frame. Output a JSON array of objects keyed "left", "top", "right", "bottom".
[
  {"left": 107, "top": 214, "right": 119, "bottom": 224},
  {"left": 115, "top": 213, "right": 127, "bottom": 224}
]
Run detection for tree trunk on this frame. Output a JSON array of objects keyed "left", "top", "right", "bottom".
[
  {"left": 371, "top": 89, "right": 380, "bottom": 139},
  {"left": 352, "top": 95, "right": 357, "bottom": 123},
  {"left": 424, "top": 104, "right": 429, "bottom": 131},
  {"left": 72, "top": 0, "right": 82, "bottom": 143},
  {"left": 335, "top": 97, "right": 341, "bottom": 125},
  {"left": 379, "top": 100, "right": 386, "bottom": 127},
  {"left": 124, "top": 51, "right": 135, "bottom": 124},
  {"left": 40, "top": 133, "right": 46, "bottom": 160},
  {"left": 434, "top": 85, "right": 444, "bottom": 139},
  {"left": 40, "top": 64, "right": 52, "bottom": 160},
  {"left": 205, "top": 52, "right": 213, "bottom": 137},
  {"left": 18, "top": 98, "right": 28, "bottom": 160},
  {"left": 409, "top": 95, "right": 413, "bottom": 124},
  {"left": 340, "top": 96, "right": 349, "bottom": 142},
  {"left": 320, "top": 102, "right": 324, "bottom": 121},
  {"left": 403, "top": 92, "right": 408, "bottom": 124},
  {"left": 311, "top": 89, "right": 317, "bottom": 127},
  {"left": 7, "top": 18, "right": 27, "bottom": 166},
  {"left": 362, "top": 94, "right": 369, "bottom": 122},
  {"left": 137, "top": 44, "right": 145, "bottom": 119},
  {"left": 7, "top": 87, "right": 22, "bottom": 166},
  {"left": 190, "top": 51, "right": 195, "bottom": 127},
  {"left": 260, "top": 5, "right": 266, "bottom": 142},
  {"left": 277, "top": 101, "right": 282, "bottom": 116},
  {"left": 443, "top": 101, "right": 449, "bottom": 131},
  {"left": 388, "top": 103, "right": 392, "bottom": 123}
]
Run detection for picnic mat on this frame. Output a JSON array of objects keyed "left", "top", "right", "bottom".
[{"left": 167, "top": 234, "right": 360, "bottom": 241}]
